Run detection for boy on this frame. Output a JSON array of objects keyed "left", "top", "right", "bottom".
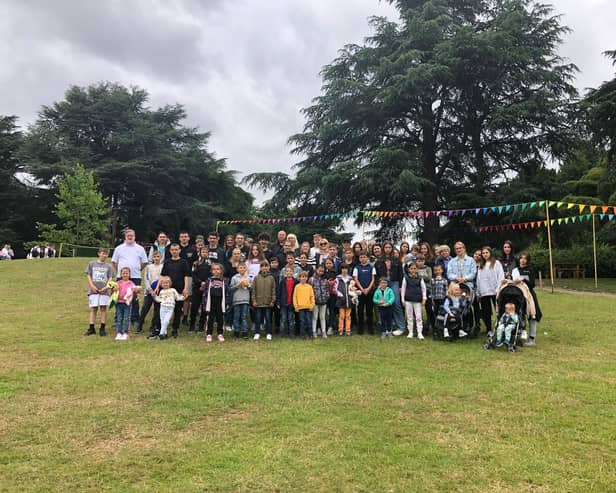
[
  {"left": 280, "top": 252, "right": 301, "bottom": 281},
  {"left": 293, "top": 271, "right": 315, "bottom": 339},
  {"left": 373, "top": 277, "right": 395, "bottom": 338},
  {"left": 353, "top": 251, "right": 376, "bottom": 335},
  {"left": 251, "top": 260, "right": 276, "bottom": 340},
  {"left": 495, "top": 302, "right": 519, "bottom": 352},
  {"left": 277, "top": 266, "right": 298, "bottom": 338},
  {"left": 160, "top": 243, "right": 191, "bottom": 338},
  {"left": 430, "top": 263, "right": 448, "bottom": 340},
  {"left": 335, "top": 264, "right": 356, "bottom": 336},
  {"left": 85, "top": 247, "right": 114, "bottom": 336},
  {"left": 230, "top": 262, "right": 251, "bottom": 338}
]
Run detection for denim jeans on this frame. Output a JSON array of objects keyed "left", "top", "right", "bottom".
[
  {"left": 297, "top": 309, "right": 313, "bottom": 337},
  {"left": 233, "top": 304, "right": 249, "bottom": 334},
  {"left": 279, "top": 305, "right": 295, "bottom": 337},
  {"left": 254, "top": 307, "right": 272, "bottom": 335},
  {"left": 378, "top": 305, "right": 393, "bottom": 333},
  {"left": 115, "top": 303, "right": 131, "bottom": 334}
]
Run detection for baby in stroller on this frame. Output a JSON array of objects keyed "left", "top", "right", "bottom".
[
  {"left": 484, "top": 284, "right": 526, "bottom": 351},
  {"left": 435, "top": 283, "right": 472, "bottom": 340},
  {"left": 494, "top": 302, "right": 518, "bottom": 352}
]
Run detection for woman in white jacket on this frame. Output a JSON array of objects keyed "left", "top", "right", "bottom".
[{"left": 476, "top": 246, "right": 504, "bottom": 335}]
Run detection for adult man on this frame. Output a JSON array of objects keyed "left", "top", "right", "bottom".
[
  {"left": 447, "top": 241, "right": 477, "bottom": 289},
  {"left": 234, "top": 233, "right": 250, "bottom": 257},
  {"left": 178, "top": 231, "right": 198, "bottom": 324},
  {"left": 148, "top": 231, "right": 170, "bottom": 263},
  {"left": 270, "top": 230, "right": 287, "bottom": 259},
  {"left": 206, "top": 231, "right": 227, "bottom": 267},
  {"left": 160, "top": 243, "right": 191, "bottom": 338},
  {"left": 112, "top": 229, "right": 148, "bottom": 330}
]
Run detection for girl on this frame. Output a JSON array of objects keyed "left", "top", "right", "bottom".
[
  {"left": 415, "top": 254, "right": 433, "bottom": 334},
  {"left": 152, "top": 275, "right": 184, "bottom": 340},
  {"left": 335, "top": 264, "right": 357, "bottom": 336},
  {"left": 139, "top": 250, "right": 163, "bottom": 336},
  {"left": 310, "top": 264, "right": 330, "bottom": 338},
  {"left": 223, "top": 234, "right": 235, "bottom": 259},
  {"left": 115, "top": 267, "right": 139, "bottom": 340},
  {"left": 443, "top": 283, "right": 469, "bottom": 338},
  {"left": 472, "top": 249, "right": 483, "bottom": 331},
  {"left": 324, "top": 258, "right": 339, "bottom": 335},
  {"left": 227, "top": 247, "right": 243, "bottom": 277},
  {"left": 399, "top": 242, "right": 411, "bottom": 265},
  {"left": 401, "top": 262, "right": 427, "bottom": 339},
  {"left": 202, "top": 263, "right": 230, "bottom": 342},
  {"left": 501, "top": 240, "right": 516, "bottom": 280},
  {"left": 512, "top": 251, "right": 542, "bottom": 346},
  {"left": 246, "top": 243, "right": 265, "bottom": 281},
  {"left": 419, "top": 242, "right": 435, "bottom": 268},
  {"left": 352, "top": 242, "right": 363, "bottom": 265},
  {"left": 476, "top": 246, "right": 504, "bottom": 335}
]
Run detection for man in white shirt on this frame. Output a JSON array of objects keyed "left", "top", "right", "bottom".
[{"left": 112, "top": 229, "right": 148, "bottom": 330}]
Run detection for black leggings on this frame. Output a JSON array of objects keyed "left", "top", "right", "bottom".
[
  {"left": 480, "top": 295, "right": 496, "bottom": 332},
  {"left": 206, "top": 300, "right": 225, "bottom": 335}
]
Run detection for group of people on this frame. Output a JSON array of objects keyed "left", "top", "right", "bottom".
[
  {"left": 84, "top": 229, "right": 542, "bottom": 347},
  {"left": 0, "top": 243, "right": 15, "bottom": 260}
]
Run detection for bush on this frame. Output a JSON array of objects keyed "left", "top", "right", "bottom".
[{"left": 528, "top": 243, "right": 616, "bottom": 277}]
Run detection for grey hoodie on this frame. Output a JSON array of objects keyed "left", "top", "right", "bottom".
[{"left": 230, "top": 273, "right": 251, "bottom": 305}]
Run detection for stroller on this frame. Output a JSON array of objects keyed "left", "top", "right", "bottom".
[
  {"left": 483, "top": 284, "right": 526, "bottom": 351},
  {"left": 433, "top": 283, "right": 476, "bottom": 341}
]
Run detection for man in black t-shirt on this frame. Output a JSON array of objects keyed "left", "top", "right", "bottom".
[
  {"left": 161, "top": 243, "right": 191, "bottom": 338},
  {"left": 178, "top": 231, "right": 198, "bottom": 325}
]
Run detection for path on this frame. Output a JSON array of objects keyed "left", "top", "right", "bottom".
[{"left": 538, "top": 286, "right": 616, "bottom": 298}]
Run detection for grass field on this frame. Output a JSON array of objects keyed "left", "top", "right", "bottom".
[
  {"left": 1, "top": 259, "right": 615, "bottom": 492},
  {"left": 544, "top": 277, "right": 616, "bottom": 294}
]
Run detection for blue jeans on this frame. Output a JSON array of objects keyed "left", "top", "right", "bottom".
[
  {"left": 279, "top": 305, "right": 295, "bottom": 337},
  {"left": 388, "top": 281, "right": 405, "bottom": 331},
  {"left": 233, "top": 304, "right": 249, "bottom": 334},
  {"left": 116, "top": 277, "right": 141, "bottom": 323},
  {"left": 378, "top": 306, "right": 393, "bottom": 333},
  {"left": 298, "top": 309, "right": 313, "bottom": 337},
  {"left": 115, "top": 303, "right": 131, "bottom": 334},
  {"left": 254, "top": 307, "right": 272, "bottom": 335}
]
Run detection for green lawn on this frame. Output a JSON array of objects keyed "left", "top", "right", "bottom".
[
  {"left": 540, "top": 277, "right": 616, "bottom": 294},
  {"left": 1, "top": 259, "right": 614, "bottom": 492}
]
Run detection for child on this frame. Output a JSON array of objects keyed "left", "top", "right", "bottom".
[
  {"left": 430, "top": 264, "right": 448, "bottom": 340},
  {"left": 84, "top": 247, "right": 114, "bottom": 337},
  {"left": 373, "top": 277, "right": 395, "bottom": 338},
  {"left": 114, "top": 267, "right": 140, "bottom": 340},
  {"left": 139, "top": 250, "right": 163, "bottom": 336},
  {"left": 296, "top": 253, "right": 314, "bottom": 279},
  {"left": 443, "top": 283, "right": 468, "bottom": 338},
  {"left": 277, "top": 266, "right": 297, "bottom": 338},
  {"left": 415, "top": 254, "right": 433, "bottom": 334},
  {"left": 293, "top": 271, "right": 315, "bottom": 339},
  {"left": 401, "top": 262, "right": 427, "bottom": 339},
  {"left": 324, "top": 258, "right": 338, "bottom": 335},
  {"left": 353, "top": 251, "right": 376, "bottom": 335},
  {"left": 230, "top": 262, "right": 251, "bottom": 339},
  {"left": 251, "top": 260, "right": 276, "bottom": 340},
  {"left": 246, "top": 244, "right": 265, "bottom": 281},
  {"left": 202, "top": 263, "right": 230, "bottom": 342},
  {"left": 269, "top": 256, "right": 281, "bottom": 332},
  {"left": 280, "top": 252, "right": 301, "bottom": 281},
  {"left": 495, "top": 302, "right": 519, "bottom": 352},
  {"left": 335, "top": 264, "right": 357, "bottom": 336},
  {"left": 310, "top": 264, "right": 330, "bottom": 338},
  {"left": 151, "top": 275, "right": 184, "bottom": 340}
]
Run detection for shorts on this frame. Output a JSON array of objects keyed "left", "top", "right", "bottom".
[{"left": 88, "top": 294, "right": 110, "bottom": 308}]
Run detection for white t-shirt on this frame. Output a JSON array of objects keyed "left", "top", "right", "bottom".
[{"left": 111, "top": 242, "right": 147, "bottom": 279}]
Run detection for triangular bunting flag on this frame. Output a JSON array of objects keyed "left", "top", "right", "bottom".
[
  {"left": 567, "top": 203, "right": 575, "bottom": 209},
  {"left": 521, "top": 204, "right": 528, "bottom": 210},
  {"left": 483, "top": 208, "right": 489, "bottom": 214},
  {"left": 539, "top": 201, "right": 545, "bottom": 207},
  {"left": 602, "top": 206, "right": 609, "bottom": 214},
  {"left": 590, "top": 205, "right": 597, "bottom": 214},
  {"left": 578, "top": 204, "right": 585, "bottom": 213},
  {"left": 557, "top": 201, "right": 564, "bottom": 208},
  {"left": 529, "top": 202, "right": 537, "bottom": 208}
]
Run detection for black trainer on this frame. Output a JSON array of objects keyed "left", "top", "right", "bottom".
[
  {"left": 188, "top": 324, "right": 195, "bottom": 332},
  {"left": 158, "top": 334, "right": 167, "bottom": 340},
  {"left": 99, "top": 328, "right": 107, "bottom": 337},
  {"left": 181, "top": 316, "right": 188, "bottom": 326},
  {"left": 171, "top": 330, "right": 178, "bottom": 338},
  {"left": 84, "top": 327, "right": 96, "bottom": 336}
]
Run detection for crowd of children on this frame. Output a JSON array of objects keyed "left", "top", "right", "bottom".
[{"left": 85, "top": 230, "right": 543, "bottom": 348}]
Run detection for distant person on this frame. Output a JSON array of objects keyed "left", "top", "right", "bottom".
[
  {"left": 293, "top": 271, "right": 315, "bottom": 339},
  {"left": 512, "top": 251, "right": 542, "bottom": 347},
  {"left": 160, "top": 243, "right": 191, "bottom": 338},
  {"left": 230, "top": 262, "right": 251, "bottom": 339},
  {"left": 111, "top": 229, "right": 148, "bottom": 331},
  {"left": 113, "top": 267, "right": 141, "bottom": 340},
  {"left": 251, "top": 260, "right": 276, "bottom": 340},
  {"left": 84, "top": 247, "right": 114, "bottom": 337},
  {"left": 148, "top": 231, "right": 170, "bottom": 263},
  {"left": 43, "top": 243, "right": 56, "bottom": 258},
  {"left": 0, "top": 244, "right": 14, "bottom": 260},
  {"left": 139, "top": 251, "right": 163, "bottom": 337},
  {"left": 202, "top": 262, "right": 230, "bottom": 343},
  {"left": 29, "top": 244, "right": 41, "bottom": 259}
]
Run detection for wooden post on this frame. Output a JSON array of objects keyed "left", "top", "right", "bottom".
[
  {"left": 58, "top": 243, "right": 63, "bottom": 258},
  {"left": 592, "top": 214, "right": 598, "bottom": 289},
  {"left": 361, "top": 212, "right": 365, "bottom": 240},
  {"left": 545, "top": 202, "right": 555, "bottom": 293},
  {"left": 215, "top": 221, "right": 220, "bottom": 233}
]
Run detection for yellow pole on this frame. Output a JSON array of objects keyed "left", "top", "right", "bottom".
[
  {"left": 58, "top": 243, "right": 63, "bottom": 258},
  {"left": 215, "top": 221, "right": 220, "bottom": 233},
  {"left": 592, "top": 214, "right": 598, "bottom": 289},
  {"left": 545, "top": 202, "right": 555, "bottom": 293}
]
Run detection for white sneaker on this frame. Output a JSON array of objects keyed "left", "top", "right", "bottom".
[
  {"left": 407, "top": 331, "right": 414, "bottom": 339},
  {"left": 327, "top": 327, "right": 334, "bottom": 336},
  {"left": 266, "top": 334, "right": 272, "bottom": 341},
  {"left": 459, "top": 329, "right": 468, "bottom": 338},
  {"left": 392, "top": 329, "right": 404, "bottom": 336},
  {"left": 521, "top": 330, "right": 528, "bottom": 340},
  {"left": 444, "top": 328, "right": 450, "bottom": 338},
  {"left": 417, "top": 333, "right": 425, "bottom": 340},
  {"left": 253, "top": 333, "right": 260, "bottom": 341},
  {"left": 225, "top": 325, "right": 233, "bottom": 333},
  {"left": 115, "top": 333, "right": 122, "bottom": 340}
]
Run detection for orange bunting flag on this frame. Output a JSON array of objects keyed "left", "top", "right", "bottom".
[
  {"left": 589, "top": 205, "right": 597, "bottom": 214},
  {"left": 602, "top": 206, "right": 609, "bottom": 214}
]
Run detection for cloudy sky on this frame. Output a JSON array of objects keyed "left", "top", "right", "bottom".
[{"left": 2, "top": 0, "right": 614, "bottom": 203}]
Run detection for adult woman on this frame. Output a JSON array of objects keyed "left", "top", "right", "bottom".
[
  {"left": 224, "top": 235, "right": 235, "bottom": 257},
  {"left": 399, "top": 242, "right": 411, "bottom": 264},
  {"left": 476, "top": 246, "right": 504, "bottom": 335},
  {"left": 352, "top": 242, "right": 364, "bottom": 265},
  {"left": 512, "top": 251, "right": 542, "bottom": 346},
  {"left": 471, "top": 249, "right": 483, "bottom": 331},
  {"left": 447, "top": 241, "right": 477, "bottom": 289},
  {"left": 227, "top": 247, "right": 243, "bottom": 278},
  {"left": 286, "top": 233, "right": 300, "bottom": 255},
  {"left": 375, "top": 241, "right": 405, "bottom": 335},
  {"left": 500, "top": 240, "right": 516, "bottom": 280},
  {"left": 246, "top": 244, "right": 265, "bottom": 281},
  {"left": 419, "top": 242, "right": 435, "bottom": 268}
]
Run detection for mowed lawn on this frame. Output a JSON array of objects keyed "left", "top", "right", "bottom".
[{"left": 1, "top": 259, "right": 614, "bottom": 493}]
